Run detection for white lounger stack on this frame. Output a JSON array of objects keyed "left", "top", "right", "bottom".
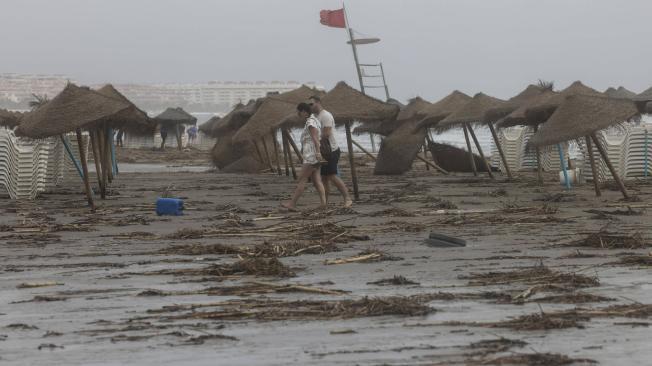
[
  {"left": 0, "top": 128, "right": 88, "bottom": 199},
  {"left": 490, "top": 126, "right": 569, "bottom": 173},
  {"left": 624, "top": 123, "right": 652, "bottom": 178}
]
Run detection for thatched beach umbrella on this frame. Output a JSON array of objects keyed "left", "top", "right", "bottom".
[
  {"left": 604, "top": 86, "right": 637, "bottom": 99},
  {"left": 0, "top": 109, "right": 22, "bottom": 128},
  {"left": 370, "top": 97, "right": 432, "bottom": 137},
  {"left": 529, "top": 94, "right": 639, "bottom": 199},
  {"left": 434, "top": 93, "right": 507, "bottom": 178},
  {"left": 199, "top": 116, "right": 221, "bottom": 136},
  {"left": 523, "top": 81, "right": 603, "bottom": 125},
  {"left": 154, "top": 107, "right": 197, "bottom": 150},
  {"left": 414, "top": 90, "right": 472, "bottom": 131},
  {"left": 374, "top": 120, "right": 427, "bottom": 175},
  {"left": 96, "top": 84, "right": 153, "bottom": 135},
  {"left": 16, "top": 83, "right": 136, "bottom": 209}
]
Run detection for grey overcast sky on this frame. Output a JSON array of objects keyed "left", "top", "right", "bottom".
[{"left": 1, "top": 0, "right": 651, "bottom": 102}]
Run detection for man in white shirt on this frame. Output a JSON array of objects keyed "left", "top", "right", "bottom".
[{"left": 310, "top": 96, "right": 353, "bottom": 207}]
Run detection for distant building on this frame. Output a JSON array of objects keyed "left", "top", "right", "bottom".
[{"left": 0, "top": 73, "right": 321, "bottom": 112}]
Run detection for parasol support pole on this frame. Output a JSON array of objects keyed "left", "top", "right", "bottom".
[
  {"left": 272, "top": 131, "right": 282, "bottom": 176},
  {"left": 108, "top": 128, "right": 118, "bottom": 176},
  {"left": 60, "top": 134, "right": 84, "bottom": 181},
  {"left": 98, "top": 128, "right": 109, "bottom": 191},
  {"left": 282, "top": 129, "right": 296, "bottom": 179},
  {"left": 558, "top": 143, "right": 570, "bottom": 190},
  {"left": 351, "top": 138, "right": 376, "bottom": 161},
  {"left": 261, "top": 136, "right": 275, "bottom": 172},
  {"left": 462, "top": 124, "right": 478, "bottom": 176},
  {"left": 76, "top": 129, "right": 95, "bottom": 211},
  {"left": 89, "top": 130, "right": 105, "bottom": 199},
  {"left": 591, "top": 132, "right": 629, "bottom": 200},
  {"left": 175, "top": 124, "right": 182, "bottom": 151},
  {"left": 422, "top": 139, "right": 430, "bottom": 171},
  {"left": 280, "top": 129, "right": 290, "bottom": 177},
  {"left": 488, "top": 122, "right": 513, "bottom": 179},
  {"left": 416, "top": 154, "right": 449, "bottom": 175},
  {"left": 282, "top": 129, "right": 303, "bottom": 162},
  {"left": 344, "top": 121, "right": 360, "bottom": 200},
  {"left": 585, "top": 136, "right": 601, "bottom": 197},
  {"left": 104, "top": 125, "right": 113, "bottom": 184},
  {"left": 466, "top": 123, "right": 493, "bottom": 178},
  {"left": 532, "top": 125, "right": 543, "bottom": 185}
]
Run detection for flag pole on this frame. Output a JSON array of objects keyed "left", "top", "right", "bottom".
[{"left": 343, "top": 3, "right": 365, "bottom": 95}]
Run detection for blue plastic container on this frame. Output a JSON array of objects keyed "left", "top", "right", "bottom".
[{"left": 156, "top": 197, "right": 184, "bottom": 216}]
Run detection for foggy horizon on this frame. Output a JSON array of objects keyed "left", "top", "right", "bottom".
[{"left": 2, "top": 0, "right": 652, "bottom": 102}]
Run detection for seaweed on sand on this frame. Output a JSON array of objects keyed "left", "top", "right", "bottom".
[
  {"left": 568, "top": 230, "right": 648, "bottom": 249},
  {"left": 145, "top": 296, "right": 434, "bottom": 321},
  {"left": 367, "top": 275, "right": 420, "bottom": 286},
  {"left": 462, "top": 263, "right": 599, "bottom": 289}
]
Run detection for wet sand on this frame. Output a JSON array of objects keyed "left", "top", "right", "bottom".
[{"left": 1, "top": 152, "right": 651, "bottom": 365}]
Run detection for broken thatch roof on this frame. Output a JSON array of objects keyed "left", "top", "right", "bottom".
[
  {"left": 604, "top": 86, "right": 637, "bottom": 99},
  {"left": 436, "top": 92, "right": 506, "bottom": 131},
  {"left": 232, "top": 85, "right": 321, "bottom": 142},
  {"left": 523, "top": 81, "right": 603, "bottom": 125},
  {"left": 154, "top": 107, "right": 197, "bottom": 127},
  {"left": 370, "top": 97, "right": 432, "bottom": 136},
  {"left": 414, "top": 90, "right": 472, "bottom": 131},
  {"left": 374, "top": 120, "right": 426, "bottom": 175},
  {"left": 483, "top": 84, "right": 548, "bottom": 124},
  {"left": 16, "top": 83, "right": 131, "bottom": 139},
  {"left": 634, "top": 86, "right": 652, "bottom": 102},
  {"left": 320, "top": 81, "right": 399, "bottom": 125},
  {"left": 211, "top": 99, "right": 263, "bottom": 136},
  {"left": 95, "top": 84, "right": 154, "bottom": 135},
  {"left": 529, "top": 94, "right": 639, "bottom": 147},
  {"left": 0, "top": 108, "right": 22, "bottom": 128},
  {"left": 496, "top": 89, "right": 558, "bottom": 129},
  {"left": 428, "top": 142, "right": 488, "bottom": 173},
  {"left": 199, "top": 115, "right": 221, "bottom": 136}
]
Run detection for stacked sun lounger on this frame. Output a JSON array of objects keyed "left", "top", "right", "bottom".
[
  {"left": 490, "top": 126, "right": 569, "bottom": 173},
  {"left": 0, "top": 128, "right": 87, "bottom": 199},
  {"left": 490, "top": 127, "right": 525, "bottom": 173},
  {"left": 624, "top": 123, "right": 652, "bottom": 178}
]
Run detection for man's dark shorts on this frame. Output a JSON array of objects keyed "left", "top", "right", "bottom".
[{"left": 321, "top": 148, "right": 341, "bottom": 176}]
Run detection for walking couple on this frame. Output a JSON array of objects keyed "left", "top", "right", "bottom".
[{"left": 281, "top": 96, "right": 353, "bottom": 210}]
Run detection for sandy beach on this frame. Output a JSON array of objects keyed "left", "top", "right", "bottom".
[{"left": 1, "top": 148, "right": 651, "bottom": 365}]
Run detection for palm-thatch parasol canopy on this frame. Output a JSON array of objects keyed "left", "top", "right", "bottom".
[
  {"left": 154, "top": 107, "right": 197, "bottom": 127},
  {"left": 199, "top": 115, "right": 221, "bottom": 136},
  {"left": 319, "top": 81, "right": 399, "bottom": 125},
  {"left": 232, "top": 85, "right": 321, "bottom": 142},
  {"left": 483, "top": 84, "right": 548, "bottom": 124},
  {"left": 16, "top": 83, "right": 131, "bottom": 139},
  {"left": 436, "top": 92, "right": 507, "bottom": 131},
  {"left": 496, "top": 89, "right": 559, "bottom": 129},
  {"left": 368, "top": 97, "right": 432, "bottom": 136},
  {"left": 95, "top": 84, "right": 154, "bottom": 135},
  {"left": 633, "top": 86, "right": 652, "bottom": 102},
  {"left": 0, "top": 108, "right": 22, "bottom": 128},
  {"left": 523, "top": 81, "right": 603, "bottom": 125},
  {"left": 374, "top": 119, "right": 427, "bottom": 175},
  {"left": 414, "top": 90, "right": 472, "bottom": 131},
  {"left": 528, "top": 94, "right": 639, "bottom": 148},
  {"left": 604, "top": 86, "right": 637, "bottom": 99},
  {"left": 211, "top": 99, "right": 263, "bottom": 136}
]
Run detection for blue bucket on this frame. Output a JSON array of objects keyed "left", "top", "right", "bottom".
[{"left": 156, "top": 197, "right": 184, "bottom": 216}]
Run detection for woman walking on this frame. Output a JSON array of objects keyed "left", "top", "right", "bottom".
[{"left": 281, "top": 103, "right": 327, "bottom": 210}]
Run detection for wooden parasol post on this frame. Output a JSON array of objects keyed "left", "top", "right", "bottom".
[
  {"left": 175, "top": 124, "right": 183, "bottom": 151},
  {"left": 97, "top": 127, "right": 109, "bottom": 191},
  {"left": 466, "top": 123, "right": 494, "bottom": 179},
  {"left": 282, "top": 130, "right": 297, "bottom": 179},
  {"left": 76, "top": 129, "right": 95, "bottom": 211},
  {"left": 585, "top": 136, "right": 601, "bottom": 197},
  {"left": 104, "top": 125, "right": 113, "bottom": 184},
  {"left": 89, "top": 129, "right": 105, "bottom": 199},
  {"left": 422, "top": 139, "right": 430, "bottom": 171},
  {"left": 261, "top": 137, "right": 275, "bottom": 172},
  {"left": 253, "top": 139, "right": 265, "bottom": 165},
  {"left": 280, "top": 129, "right": 290, "bottom": 177},
  {"left": 532, "top": 125, "right": 544, "bottom": 185},
  {"left": 488, "top": 122, "right": 512, "bottom": 179},
  {"left": 591, "top": 132, "right": 629, "bottom": 199},
  {"left": 283, "top": 129, "right": 303, "bottom": 162},
  {"left": 272, "top": 131, "right": 282, "bottom": 175},
  {"left": 462, "top": 124, "right": 478, "bottom": 176},
  {"left": 344, "top": 121, "right": 360, "bottom": 201}
]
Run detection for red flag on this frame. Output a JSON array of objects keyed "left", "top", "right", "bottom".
[{"left": 320, "top": 9, "right": 346, "bottom": 28}]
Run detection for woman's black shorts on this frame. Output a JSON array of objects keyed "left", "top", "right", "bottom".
[{"left": 321, "top": 148, "right": 341, "bottom": 176}]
